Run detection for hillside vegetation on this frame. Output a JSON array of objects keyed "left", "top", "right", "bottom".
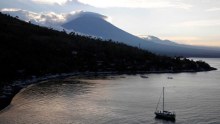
[{"left": 0, "top": 13, "right": 216, "bottom": 85}]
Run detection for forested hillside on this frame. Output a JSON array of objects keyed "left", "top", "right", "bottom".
[{"left": 0, "top": 13, "right": 216, "bottom": 85}]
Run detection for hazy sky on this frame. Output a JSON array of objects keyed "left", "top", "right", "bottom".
[{"left": 1, "top": 0, "right": 220, "bottom": 46}]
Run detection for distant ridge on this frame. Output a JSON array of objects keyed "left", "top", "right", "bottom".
[{"left": 62, "top": 12, "right": 220, "bottom": 57}]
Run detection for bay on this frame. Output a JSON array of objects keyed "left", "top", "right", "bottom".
[{"left": 0, "top": 58, "right": 220, "bottom": 124}]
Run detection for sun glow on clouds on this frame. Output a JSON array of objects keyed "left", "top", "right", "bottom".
[
  {"left": 1, "top": 8, "right": 69, "bottom": 32},
  {"left": 206, "top": 7, "right": 220, "bottom": 12},
  {"left": 1, "top": 8, "right": 112, "bottom": 32},
  {"left": 173, "top": 19, "right": 220, "bottom": 27},
  {"left": 1, "top": 8, "right": 111, "bottom": 24},
  {"left": 32, "top": 0, "right": 68, "bottom": 5},
  {"left": 32, "top": 0, "right": 192, "bottom": 9},
  {"left": 2, "top": 8, "right": 65, "bottom": 23},
  {"left": 161, "top": 36, "right": 220, "bottom": 47},
  {"left": 77, "top": 0, "right": 192, "bottom": 9}
]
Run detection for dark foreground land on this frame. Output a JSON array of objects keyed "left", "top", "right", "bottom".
[{"left": 0, "top": 12, "right": 217, "bottom": 111}]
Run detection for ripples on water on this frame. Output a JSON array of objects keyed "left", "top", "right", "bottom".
[{"left": 0, "top": 58, "right": 220, "bottom": 124}]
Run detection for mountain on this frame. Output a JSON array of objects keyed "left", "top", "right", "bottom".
[
  {"left": 62, "top": 12, "right": 141, "bottom": 47},
  {"left": 62, "top": 12, "right": 220, "bottom": 57},
  {"left": 0, "top": 12, "right": 215, "bottom": 83}
]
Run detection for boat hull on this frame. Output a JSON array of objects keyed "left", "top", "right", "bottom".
[{"left": 155, "top": 112, "right": 175, "bottom": 121}]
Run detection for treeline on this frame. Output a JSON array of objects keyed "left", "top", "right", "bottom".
[{"left": 0, "top": 13, "right": 216, "bottom": 86}]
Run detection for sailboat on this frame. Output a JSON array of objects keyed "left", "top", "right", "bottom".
[{"left": 155, "top": 87, "right": 176, "bottom": 121}]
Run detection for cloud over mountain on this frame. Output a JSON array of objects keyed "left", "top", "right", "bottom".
[
  {"left": 1, "top": 8, "right": 64, "bottom": 26},
  {"left": 1, "top": 8, "right": 109, "bottom": 32}
]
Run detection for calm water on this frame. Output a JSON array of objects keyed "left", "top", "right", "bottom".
[{"left": 0, "top": 58, "right": 220, "bottom": 124}]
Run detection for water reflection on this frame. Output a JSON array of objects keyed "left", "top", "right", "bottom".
[
  {"left": 0, "top": 58, "right": 220, "bottom": 124},
  {"left": 154, "top": 117, "right": 176, "bottom": 124}
]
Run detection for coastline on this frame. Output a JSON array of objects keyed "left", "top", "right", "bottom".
[{"left": 0, "top": 68, "right": 217, "bottom": 112}]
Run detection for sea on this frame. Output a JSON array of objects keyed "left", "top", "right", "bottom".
[{"left": 0, "top": 58, "right": 220, "bottom": 124}]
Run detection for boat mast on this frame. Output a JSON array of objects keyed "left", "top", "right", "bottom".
[{"left": 163, "top": 87, "right": 164, "bottom": 112}]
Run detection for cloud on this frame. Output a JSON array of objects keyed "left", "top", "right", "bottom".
[
  {"left": 31, "top": 0, "right": 68, "bottom": 5},
  {"left": 1, "top": 8, "right": 65, "bottom": 25},
  {"left": 29, "top": 0, "right": 192, "bottom": 9},
  {"left": 161, "top": 36, "right": 220, "bottom": 47},
  {"left": 64, "top": 11, "right": 110, "bottom": 22},
  {"left": 0, "top": 8, "right": 111, "bottom": 31},
  {"left": 77, "top": 0, "right": 192, "bottom": 9},
  {"left": 206, "top": 7, "right": 220, "bottom": 12},
  {"left": 173, "top": 19, "right": 220, "bottom": 27}
]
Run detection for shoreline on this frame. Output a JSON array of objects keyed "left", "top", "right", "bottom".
[{"left": 0, "top": 69, "right": 217, "bottom": 111}]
